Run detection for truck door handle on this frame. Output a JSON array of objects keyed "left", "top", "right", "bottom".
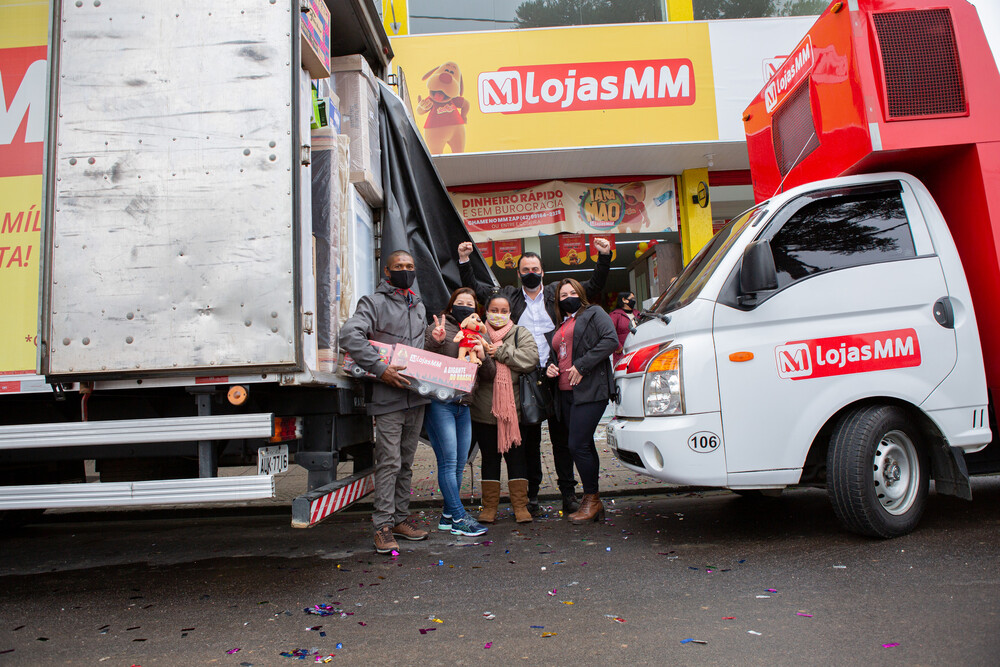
[{"left": 933, "top": 297, "right": 954, "bottom": 329}]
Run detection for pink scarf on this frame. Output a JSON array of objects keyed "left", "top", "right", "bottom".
[{"left": 488, "top": 320, "right": 521, "bottom": 453}]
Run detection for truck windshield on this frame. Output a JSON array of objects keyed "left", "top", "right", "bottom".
[{"left": 652, "top": 205, "right": 764, "bottom": 315}]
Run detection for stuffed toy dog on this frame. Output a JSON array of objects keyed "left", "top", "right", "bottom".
[
  {"left": 416, "top": 61, "right": 469, "bottom": 154},
  {"left": 453, "top": 313, "right": 486, "bottom": 366}
]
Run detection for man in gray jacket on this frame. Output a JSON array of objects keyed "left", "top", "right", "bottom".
[{"left": 340, "top": 250, "right": 430, "bottom": 554}]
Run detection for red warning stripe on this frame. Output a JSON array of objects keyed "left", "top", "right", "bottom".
[{"left": 308, "top": 473, "right": 375, "bottom": 526}]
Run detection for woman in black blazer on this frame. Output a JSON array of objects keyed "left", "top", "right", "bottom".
[{"left": 545, "top": 278, "right": 620, "bottom": 523}]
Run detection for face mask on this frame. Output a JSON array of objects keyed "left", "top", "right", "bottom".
[
  {"left": 486, "top": 312, "right": 509, "bottom": 328},
  {"left": 450, "top": 305, "right": 476, "bottom": 322},
  {"left": 626, "top": 298, "right": 636, "bottom": 310},
  {"left": 388, "top": 269, "right": 416, "bottom": 290},
  {"left": 560, "top": 297, "right": 582, "bottom": 314},
  {"left": 520, "top": 272, "right": 542, "bottom": 289}
]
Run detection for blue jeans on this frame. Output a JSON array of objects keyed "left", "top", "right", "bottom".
[{"left": 424, "top": 400, "right": 472, "bottom": 519}]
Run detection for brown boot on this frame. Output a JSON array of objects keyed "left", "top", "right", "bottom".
[
  {"left": 478, "top": 480, "right": 501, "bottom": 524},
  {"left": 568, "top": 493, "right": 605, "bottom": 524},
  {"left": 508, "top": 479, "right": 533, "bottom": 523}
]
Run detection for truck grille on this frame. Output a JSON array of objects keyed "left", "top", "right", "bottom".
[
  {"left": 772, "top": 79, "right": 819, "bottom": 176},
  {"left": 871, "top": 9, "right": 966, "bottom": 119}
]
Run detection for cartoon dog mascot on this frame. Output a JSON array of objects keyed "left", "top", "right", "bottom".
[{"left": 417, "top": 61, "right": 469, "bottom": 154}]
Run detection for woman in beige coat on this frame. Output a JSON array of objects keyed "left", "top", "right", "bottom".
[{"left": 470, "top": 294, "right": 539, "bottom": 523}]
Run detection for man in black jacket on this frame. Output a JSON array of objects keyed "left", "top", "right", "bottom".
[
  {"left": 457, "top": 238, "right": 612, "bottom": 513},
  {"left": 341, "top": 250, "right": 431, "bottom": 554}
]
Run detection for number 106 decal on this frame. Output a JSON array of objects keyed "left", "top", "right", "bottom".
[{"left": 687, "top": 431, "right": 721, "bottom": 453}]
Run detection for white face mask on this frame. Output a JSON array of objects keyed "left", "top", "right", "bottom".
[{"left": 487, "top": 312, "right": 509, "bottom": 328}]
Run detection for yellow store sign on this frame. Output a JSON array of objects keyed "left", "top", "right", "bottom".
[
  {"left": 0, "top": 0, "right": 47, "bottom": 376},
  {"left": 391, "top": 22, "right": 718, "bottom": 154}
]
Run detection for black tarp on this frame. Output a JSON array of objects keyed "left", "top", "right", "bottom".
[{"left": 377, "top": 82, "right": 496, "bottom": 317}]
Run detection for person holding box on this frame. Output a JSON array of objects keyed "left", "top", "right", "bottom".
[{"left": 340, "top": 250, "right": 431, "bottom": 554}]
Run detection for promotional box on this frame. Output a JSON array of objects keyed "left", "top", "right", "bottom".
[
  {"left": 330, "top": 55, "right": 383, "bottom": 207},
  {"left": 341, "top": 341, "right": 479, "bottom": 402},
  {"left": 342, "top": 340, "right": 394, "bottom": 379},
  {"left": 300, "top": 0, "right": 331, "bottom": 78}
]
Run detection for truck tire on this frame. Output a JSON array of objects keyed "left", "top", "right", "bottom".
[{"left": 827, "top": 405, "right": 928, "bottom": 538}]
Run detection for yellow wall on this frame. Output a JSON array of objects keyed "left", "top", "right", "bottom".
[{"left": 678, "top": 168, "right": 714, "bottom": 265}]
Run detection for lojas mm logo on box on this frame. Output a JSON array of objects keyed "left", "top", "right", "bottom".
[{"left": 775, "top": 329, "right": 921, "bottom": 380}]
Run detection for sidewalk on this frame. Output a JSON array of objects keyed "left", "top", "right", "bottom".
[{"left": 264, "top": 417, "right": 677, "bottom": 512}]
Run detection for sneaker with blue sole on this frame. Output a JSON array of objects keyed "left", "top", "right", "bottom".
[
  {"left": 450, "top": 515, "right": 488, "bottom": 537},
  {"left": 437, "top": 515, "right": 452, "bottom": 531}
]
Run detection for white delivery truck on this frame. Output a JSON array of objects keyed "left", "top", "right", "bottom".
[
  {"left": 0, "top": 0, "right": 488, "bottom": 530},
  {"left": 607, "top": 0, "right": 1000, "bottom": 537}
]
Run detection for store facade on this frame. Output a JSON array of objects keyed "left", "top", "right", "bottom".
[{"left": 389, "top": 16, "right": 814, "bottom": 305}]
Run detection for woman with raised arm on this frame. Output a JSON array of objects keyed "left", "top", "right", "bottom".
[{"left": 545, "top": 279, "right": 620, "bottom": 524}]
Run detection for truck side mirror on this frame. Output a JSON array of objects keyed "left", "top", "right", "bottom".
[{"left": 739, "top": 240, "right": 778, "bottom": 303}]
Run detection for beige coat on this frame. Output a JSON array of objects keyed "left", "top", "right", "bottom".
[{"left": 469, "top": 325, "right": 539, "bottom": 425}]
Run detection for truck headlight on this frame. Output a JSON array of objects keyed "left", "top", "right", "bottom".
[{"left": 643, "top": 346, "right": 683, "bottom": 416}]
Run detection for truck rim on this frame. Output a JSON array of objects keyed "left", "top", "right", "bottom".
[{"left": 872, "top": 430, "right": 919, "bottom": 516}]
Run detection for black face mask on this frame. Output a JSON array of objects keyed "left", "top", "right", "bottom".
[
  {"left": 625, "top": 298, "right": 637, "bottom": 310},
  {"left": 388, "top": 269, "right": 416, "bottom": 290},
  {"left": 450, "top": 305, "right": 476, "bottom": 322},
  {"left": 520, "top": 272, "right": 542, "bottom": 289},
  {"left": 560, "top": 297, "right": 582, "bottom": 314}
]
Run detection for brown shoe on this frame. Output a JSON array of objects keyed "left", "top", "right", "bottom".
[
  {"left": 478, "top": 480, "right": 501, "bottom": 524},
  {"left": 508, "top": 479, "right": 533, "bottom": 523},
  {"left": 568, "top": 493, "right": 605, "bottom": 524},
  {"left": 374, "top": 525, "right": 399, "bottom": 554},
  {"left": 392, "top": 518, "right": 429, "bottom": 541}
]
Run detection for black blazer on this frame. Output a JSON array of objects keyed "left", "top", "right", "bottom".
[
  {"left": 545, "top": 305, "right": 619, "bottom": 405},
  {"left": 459, "top": 253, "right": 612, "bottom": 325}
]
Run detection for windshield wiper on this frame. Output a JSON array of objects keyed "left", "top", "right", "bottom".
[{"left": 632, "top": 311, "right": 671, "bottom": 333}]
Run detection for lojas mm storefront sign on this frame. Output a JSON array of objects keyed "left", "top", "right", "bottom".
[
  {"left": 0, "top": 0, "right": 47, "bottom": 377},
  {"left": 452, "top": 178, "right": 677, "bottom": 242},
  {"left": 390, "top": 22, "right": 717, "bottom": 154}
]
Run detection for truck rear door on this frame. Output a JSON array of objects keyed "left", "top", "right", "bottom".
[
  {"left": 712, "top": 179, "right": 957, "bottom": 480},
  {"left": 40, "top": 1, "right": 301, "bottom": 378}
]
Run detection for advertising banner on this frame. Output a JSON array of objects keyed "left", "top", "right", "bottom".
[
  {"left": 558, "top": 234, "right": 587, "bottom": 266},
  {"left": 453, "top": 178, "right": 676, "bottom": 242},
  {"left": 493, "top": 239, "right": 523, "bottom": 269},
  {"left": 390, "top": 22, "right": 717, "bottom": 154},
  {"left": 475, "top": 241, "right": 494, "bottom": 267},
  {"left": 0, "top": 0, "right": 47, "bottom": 376}
]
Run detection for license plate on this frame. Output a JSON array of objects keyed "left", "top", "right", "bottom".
[
  {"left": 258, "top": 445, "right": 289, "bottom": 476},
  {"left": 606, "top": 425, "right": 618, "bottom": 454}
]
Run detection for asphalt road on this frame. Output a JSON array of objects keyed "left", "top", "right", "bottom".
[{"left": 2, "top": 479, "right": 999, "bottom": 666}]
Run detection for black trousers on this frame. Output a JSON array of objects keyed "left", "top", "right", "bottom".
[
  {"left": 474, "top": 420, "right": 528, "bottom": 481},
  {"left": 521, "top": 417, "right": 578, "bottom": 499},
  {"left": 557, "top": 391, "right": 607, "bottom": 494}
]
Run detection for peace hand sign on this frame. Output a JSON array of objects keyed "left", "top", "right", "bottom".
[{"left": 431, "top": 314, "right": 447, "bottom": 343}]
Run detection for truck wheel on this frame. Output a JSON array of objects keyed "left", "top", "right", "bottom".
[{"left": 827, "top": 405, "right": 928, "bottom": 538}]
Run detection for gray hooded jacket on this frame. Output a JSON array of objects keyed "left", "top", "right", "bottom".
[{"left": 340, "top": 280, "right": 430, "bottom": 415}]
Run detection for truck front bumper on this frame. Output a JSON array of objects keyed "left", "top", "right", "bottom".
[{"left": 607, "top": 413, "right": 727, "bottom": 487}]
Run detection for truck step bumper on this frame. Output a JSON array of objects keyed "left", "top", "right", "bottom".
[
  {"left": 291, "top": 469, "right": 375, "bottom": 528},
  {"left": 0, "top": 476, "right": 275, "bottom": 509},
  {"left": 0, "top": 413, "right": 274, "bottom": 449}
]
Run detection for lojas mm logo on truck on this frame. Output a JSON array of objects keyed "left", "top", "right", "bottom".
[
  {"left": 775, "top": 329, "right": 921, "bottom": 380},
  {"left": 477, "top": 59, "right": 695, "bottom": 114}
]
